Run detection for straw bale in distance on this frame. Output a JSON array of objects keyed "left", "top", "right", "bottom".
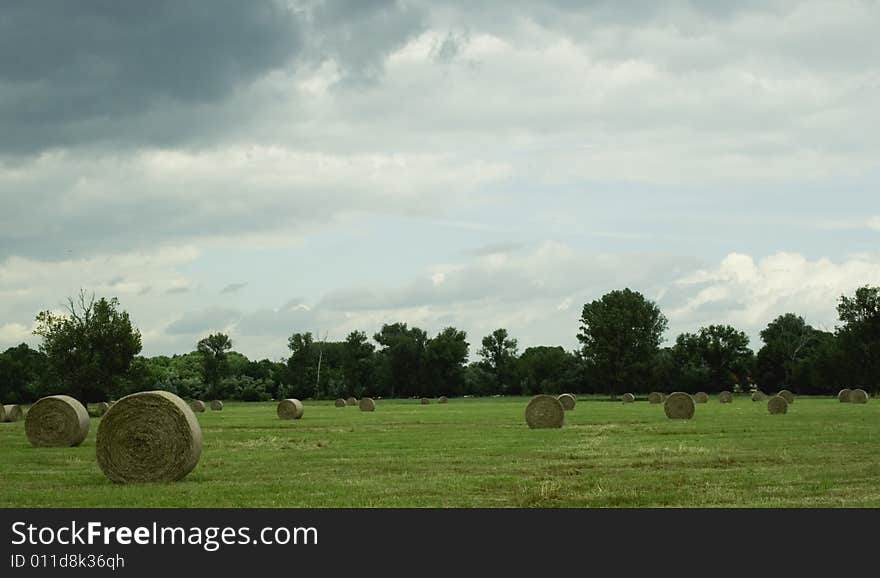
[
  {"left": 663, "top": 392, "right": 695, "bottom": 420},
  {"left": 837, "top": 388, "right": 852, "bottom": 403},
  {"left": 0, "top": 405, "right": 22, "bottom": 421},
  {"left": 96, "top": 390, "right": 202, "bottom": 483},
  {"left": 277, "top": 399, "right": 304, "bottom": 419},
  {"left": 420, "top": 397, "right": 431, "bottom": 405},
  {"left": 767, "top": 395, "right": 788, "bottom": 414},
  {"left": 346, "top": 397, "right": 358, "bottom": 406},
  {"left": 359, "top": 397, "right": 376, "bottom": 412},
  {"left": 777, "top": 389, "right": 795, "bottom": 404},
  {"left": 189, "top": 400, "right": 206, "bottom": 413},
  {"left": 438, "top": 396, "right": 449, "bottom": 404},
  {"left": 693, "top": 392, "right": 709, "bottom": 403},
  {"left": 525, "top": 395, "right": 564, "bottom": 429},
  {"left": 647, "top": 392, "right": 664, "bottom": 404},
  {"left": 24, "top": 395, "right": 89, "bottom": 447},
  {"left": 719, "top": 391, "right": 734, "bottom": 404},
  {"left": 849, "top": 388, "right": 868, "bottom": 404},
  {"left": 751, "top": 391, "right": 767, "bottom": 401},
  {"left": 557, "top": 393, "right": 576, "bottom": 410},
  {"left": 334, "top": 398, "right": 346, "bottom": 407},
  {"left": 209, "top": 400, "right": 223, "bottom": 411},
  {"left": 621, "top": 393, "right": 635, "bottom": 403}
]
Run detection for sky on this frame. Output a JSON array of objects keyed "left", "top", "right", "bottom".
[{"left": 2, "top": 0, "right": 879, "bottom": 360}]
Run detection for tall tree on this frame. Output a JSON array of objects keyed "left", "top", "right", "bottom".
[
  {"left": 674, "top": 325, "right": 753, "bottom": 391},
  {"left": 197, "top": 333, "right": 233, "bottom": 397},
  {"left": 341, "top": 330, "right": 375, "bottom": 397},
  {"left": 518, "top": 346, "right": 578, "bottom": 395},
  {"left": 577, "top": 289, "right": 667, "bottom": 398},
  {"left": 287, "top": 332, "right": 317, "bottom": 399},
  {"left": 425, "top": 327, "right": 469, "bottom": 397},
  {"left": 756, "top": 314, "right": 816, "bottom": 390},
  {"left": 373, "top": 323, "right": 428, "bottom": 398},
  {"left": 34, "top": 291, "right": 142, "bottom": 402},
  {"left": 836, "top": 285, "right": 880, "bottom": 391},
  {"left": 478, "top": 328, "right": 520, "bottom": 394},
  {"left": 0, "top": 343, "right": 47, "bottom": 403}
]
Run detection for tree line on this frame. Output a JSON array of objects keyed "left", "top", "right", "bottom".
[{"left": 2, "top": 286, "right": 879, "bottom": 404}]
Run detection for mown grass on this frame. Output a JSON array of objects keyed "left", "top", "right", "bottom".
[{"left": 1, "top": 395, "right": 878, "bottom": 507}]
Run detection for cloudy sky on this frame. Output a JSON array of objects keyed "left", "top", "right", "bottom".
[{"left": 2, "top": 0, "right": 879, "bottom": 360}]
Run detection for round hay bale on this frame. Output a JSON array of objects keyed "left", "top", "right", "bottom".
[
  {"left": 525, "top": 395, "right": 564, "bottom": 429},
  {"left": 767, "top": 395, "right": 788, "bottom": 414},
  {"left": 346, "top": 397, "right": 358, "bottom": 406},
  {"left": 209, "top": 400, "right": 223, "bottom": 411},
  {"left": 359, "top": 397, "right": 376, "bottom": 412},
  {"left": 647, "top": 392, "right": 664, "bottom": 404},
  {"left": 438, "top": 396, "right": 449, "bottom": 404},
  {"left": 91, "top": 402, "right": 110, "bottom": 417},
  {"left": 751, "top": 391, "right": 767, "bottom": 401},
  {"left": 96, "top": 390, "right": 202, "bottom": 483},
  {"left": 557, "top": 393, "right": 576, "bottom": 410},
  {"left": 663, "top": 392, "right": 695, "bottom": 420},
  {"left": 777, "top": 389, "right": 795, "bottom": 404},
  {"left": 24, "top": 395, "right": 90, "bottom": 447},
  {"left": 420, "top": 397, "right": 431, "bottom": 405},
  {"left": 621, "top": 392, "right": 635, "bottom": 403},
  {"left": 719, "top": 391, "right": 734, "bottom": 404},
  {"left": 837, "top": 388, "right": 852, "bottom": 403},
  {"left": 849, "top": 388, "right": 868, "bottom": 404},
  {"left": 189, "top": 400, "right": 206, "bottom": 413},
  {"left": 0, "top": 405, "right": 25, "bottom": 422},
  {"left": 334, "top": 398, "right": 347, "bottom": 407},
  {"left": 693, "top": 392, "right": 709, "bottom": 404},
  {"left": 277, "top": 399, "right": 304, "bottom": 420}
]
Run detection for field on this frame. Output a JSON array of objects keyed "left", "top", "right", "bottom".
[{"left": 1, "top": 395, "right": 879, "bottom": 507}]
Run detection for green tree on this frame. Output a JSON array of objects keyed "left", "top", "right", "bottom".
[
  {"left": 373, "top": 323, "right": 428, "bottom": 398},
  {"left": 34, "top": 291, "right": 142, "bottom": 402},
  {"left": 425, "top": 327, "right": 469, "bottom": 397},
  {"left": 197, "top": 333, "right": 233, "bottom": 397},
  {"left": 577, "top": 289, "right": 667, "bottom": 398},
  {"left": 518, "top": 346, "right": 577, "bottom": 395},
  {"left": 674, "top": 325, "right": 753, "bottom": 392},
  {"left": 478, "top": 328, "right": 520, "bottom": 394},
  {"left": 287, "top": 332, "right": 317, "bottom": 399},
  {"left": 836, "top": 285, "right": 880, "bottom": 392},
  {"left": 341, "top": 330, "right": 375, "bottom": 397},
  {"left": 0, "top": 343, "right": 47, "bottom": 403}
]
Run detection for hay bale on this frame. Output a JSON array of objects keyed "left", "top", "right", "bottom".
[
  {"left": 189, "top": 400, "right": 206, "bottom": 413},
  {"left": 525, "top": 395, "right": 564, "bottom": 429},
  {"left": 777, "top": 389, "right": 795, "bottom": 404},
  {"left": 3, "top": 404, "right": 24, "bottom": 422},
  {"left": 837, "top": 388, "right": 852, "bottom": 403},
  {"left": 334, "top": 398, "right": 347, "bottom": 407},
  {"left": 277, "top": 399, "right": 304, "bottom": 420},
  {"left": 849, "top": 388, "right": 869, "bottom": 404},
  {"left": 621, "top": 392, "right": 635, "bottom": 403},
  {"left": 91, "top": 402, "right": 110, "bottom": 417},
  {"left": 438, "top": 396, "right": 449, "bottom": 404},
  {"left": 359, "top": 397, "right": 376, "bottom": 412},
  {"left": 209, "top": 400, "right": 223, "bottom": 411},
  {"left": 24, "top": 395, "right": 90, "bottom": 447},
  {"left": 557, "top": 393, "right": 576, "bottom": 410},
  {"left": 96, "top": 390, "right": 202, "bottom": 483},
  {"left": 767, "top": 395, "right": 788, "bottom": 414},
  {"left": 346, "top": 397, "right": 358, "bottom": 406},
  {"left": 719, "top": 391, "right": 734, "bottom": 404},
  {"left": 693, "top": 392, "right": 709, "bottom": 403},
  {"left": 420, "top": 397, "right": 431, "bottom": 405},
  {"left": 751, "top": 391, "right": 767, "bottom": 401},
  {"left": 663, "top": 392, "right": 695, "bottom": 420},
  {"left": 647, "top": 392, "right": 664, "bottom": 404}
]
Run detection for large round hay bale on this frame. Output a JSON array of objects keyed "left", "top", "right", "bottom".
[
  {"left": 189, "top": 400, "right": 206, "bottom": 413},
  {"left": 277, "top": 399, "right": 304, "bottom": 419},
  {"left": 96, "top": 390, "right": 202, "bottom": 483},
  {"left": 777, "top": 389, "right": 795, "bottom": 404},
  {"left": 525, "top": 395, "right": 564, "bottom": 429},
  {"left": 663, "top": 392, "right": 695, "bottom": 420},
  {"left": 693, "top": 392, "right": 709, "bottom": 403},
  {"left": 438, "top": 396, "right": 449, "bottom": 404},
  {"left": 346, "top": 397, "right": 358, "bottom": 406},
  {"left": 849, "top": 388, "right": 869, "bottom": 404},
  {"left": 3, "top": 404, "right": 23, "bottom": 422},
  {"left": 621, "top": 392, "right": 635, "bottom": 403},
  {"left": 751, "top": 391, "right": 767, "bottom": 401},
  {"left": 719, "top": 391, "right": 733, "bottom": 404},
  {"left": 24, "top": 395, "right": 90, "bottom": 447},
  {"left": 334, "top": 398, "right": 346, "bottom": 407},
  {"left": 768, "top": 395, "right": 788, "bottom": 414},
  {"left": 647, "top": 392, "right": 664, "bottom": 404},
  {"left": 420, "top": 397, "right": 431, "bottom": 405},
  {"left": 557, "top": 393, "right": 576, "bottom": 410},
  {"left": 209, "top": 400, "right": 223, "bottom": 411},
  {"left": 359, "top": 397, "right": 376, "bottom": 412},
  {"left": 838, "top": 388, "right": 852, "bottom": 403}
]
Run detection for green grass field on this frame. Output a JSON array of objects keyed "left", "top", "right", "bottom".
[{"left": 1, "top": 396, "right": 878, "bottom": 507}]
